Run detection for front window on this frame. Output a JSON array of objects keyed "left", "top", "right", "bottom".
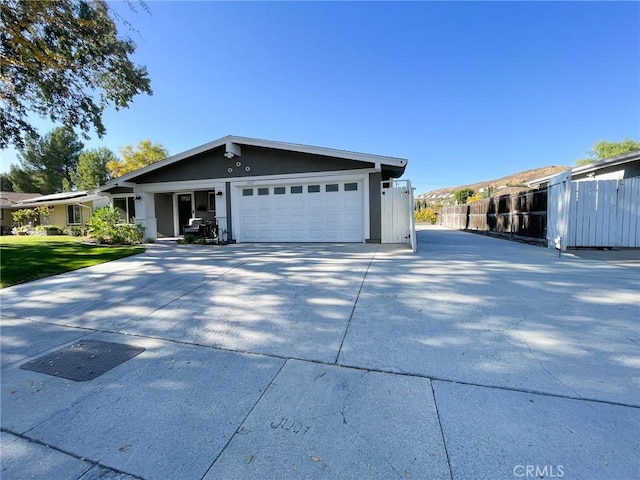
[
  {"left": 67, "top": 205, "right": 82, "bottom": 225},
  {"left": 113, "top": 196, "right": 135, "bottom": 223}
]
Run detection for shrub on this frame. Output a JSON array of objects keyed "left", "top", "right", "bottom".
[
  {"left": 178, "top": 234, "right": 205, "bottom": 244},
  {"left": 466, "top": 193, "right": 484, "bottom": 204},
  {"left": 117, "top": 223, "right": 144, "bottom": 244},
  {"left": 11, "top": 208, "right": 39, "bottom": 226},
  {"left": 34, "top": 225, "right": 64, "bottom": 236},
  {"left": 64, "top": 226, "right": 85, "bottom": 236},
  {"left": 87, "top": 207, "right": 144, "bottom": 245},
  {"left": 12, "top": 225, "right": 34, "bottom": 235},
  {"left": 11, "top": 206, "right": 53, "bottom": 226},
  {"left": 415, "top": 208, "right": 438, "bottom": 224}
]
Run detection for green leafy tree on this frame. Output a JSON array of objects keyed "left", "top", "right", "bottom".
[
  {"left": 8, "top": 127, "right": 84, "bottom": 194},
  {"left": 108, "top": 140, "right": 168, "bottom": 178},
  {"left": 0, "top": 0, "right": 152, "bottom": 149},
  {"left": 454, "top": 188, "right": 475, "bottom": 204},
  {"left": 0, "top": 174, "right": 14, "bottom": 192},
  {"left": 72, "top": 147, "right": 115, "bottom": 190},
  {"left": 576, "top": 139, "right": 640, "bottom": 166}
]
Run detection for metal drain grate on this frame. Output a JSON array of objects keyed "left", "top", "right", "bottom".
[{"left": 20, "top": 339, "right": 145, "bottom": 382}]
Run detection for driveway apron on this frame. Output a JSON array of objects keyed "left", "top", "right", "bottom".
[{"left": 1, "top": 226, "right": 638, "bottom": 479}]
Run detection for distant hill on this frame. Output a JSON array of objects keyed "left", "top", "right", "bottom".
[{"left": 417, "top": 166, "right": 570, "bottom": 206}]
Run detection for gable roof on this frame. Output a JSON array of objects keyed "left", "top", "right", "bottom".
[{"left": 102, "top": 135, "right": 408, "bottom": 187}]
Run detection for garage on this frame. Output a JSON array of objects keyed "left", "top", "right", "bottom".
[{"left": 237, "top": 179, "right": 364, "bottom": 242}]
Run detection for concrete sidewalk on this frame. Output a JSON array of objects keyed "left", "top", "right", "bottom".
[{"left": 1, "top": 226, "right": 638, "bottom": 479}]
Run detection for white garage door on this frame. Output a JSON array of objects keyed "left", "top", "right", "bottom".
[{"left": 238, "top": 180, "right": 364, "bottom": 242}]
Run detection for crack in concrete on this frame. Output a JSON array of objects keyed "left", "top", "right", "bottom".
[
  {"left": 512, "top": 301, "right": 583, "bottom": 400},
  {"left": 334, "top": 246, "right": 379, "bottom": 365},
  {"left": 337, "top": 371, "right": 406, "bottom": 479}
]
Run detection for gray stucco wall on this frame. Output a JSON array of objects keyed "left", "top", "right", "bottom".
[
  {"left": 194, "top": 191, "right": 216, "bottom": 223},
  {"left": 368, "top": 172, "right": 382, "bottom": 243},
  {"left": 225, "top": 181, "right": 233, "bottom": 242},
  {"left": 132, "top": 145, "right": 376, "bottom": 184},
  {"left": 154, "top": 193, "right": 174, "bottom": 237}
]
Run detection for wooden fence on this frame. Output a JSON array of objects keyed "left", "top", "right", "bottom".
[
  {"left": 438, "top": 189, "right": 548, "bottom": 240},
  {"left": 548, "top": 176, "right": 640, "bottom": 249}
]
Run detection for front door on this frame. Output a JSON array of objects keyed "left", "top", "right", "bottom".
[{"left": 177, "top": 194, "right": 193, "bottom": 234}]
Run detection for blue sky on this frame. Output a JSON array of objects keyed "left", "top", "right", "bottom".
[{"left": 1, "top": 1, "right": 638, "bottom": 194}]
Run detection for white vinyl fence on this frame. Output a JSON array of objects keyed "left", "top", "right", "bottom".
[
  {"left": 381, "top": 179, "right": 416, "bottom": 251},
  {"left": 548, "top": 173, "right": 640, "bottom": 249}
]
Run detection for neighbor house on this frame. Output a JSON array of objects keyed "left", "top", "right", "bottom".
[
  {"left": 99, "top": 135, "right": 409, "bottom": 243},
  {"left": 0, "top": 192, "right": 42, "bottom": 234},
  {"left": 9, "top": 191, "right": 110, "bottom": 232}
]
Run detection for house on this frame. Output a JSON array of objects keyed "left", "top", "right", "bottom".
[
  {"left": 8, "top": 191, "right": 109, "bottom": 231},
  {"left": 0, "top": 192, "right": 42, "bottom": 234},
  {"left": 527, "top": 150, "right": 640, "bottom": 249},
  {"left": 99, "top": 135, "right": 409, "bottom": 244},
  {"left": 526, "top": 150, "right": 640, "bottom": 189}
]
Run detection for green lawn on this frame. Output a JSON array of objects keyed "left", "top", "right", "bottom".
[{"left": 0, "top": 235, "right": 146, "bottom": 288}]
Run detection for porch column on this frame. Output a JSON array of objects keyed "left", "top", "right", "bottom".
[{"left": 135, "top": 192, "right": 157, "bottom": 240}]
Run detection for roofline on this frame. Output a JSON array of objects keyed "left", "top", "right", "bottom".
[
  {"left": 103, "top": 135, "right": 408, "bottom": 186},
  {"left": 570, "top": 149, "right": 640, "bottom": 176},
  {"left": 526, "top": 150, "right": 640, "bottom": 187},
  {"left": 15, "top": 194, "right": 104, "bottom": 208}
]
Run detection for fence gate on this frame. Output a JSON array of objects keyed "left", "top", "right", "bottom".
[
  {"left": 569, "top": 178, "right": 640, "bottom": 248},
  {"left": 381, "top": 179, "right": 416, "bottom": 251},
  {"left": 547, "top": 170, "right": 572, "bottom": 249}
]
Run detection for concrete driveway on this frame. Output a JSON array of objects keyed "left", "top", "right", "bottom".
[{"left": 1, "top": 226, "right": 638, "bottom": 479}]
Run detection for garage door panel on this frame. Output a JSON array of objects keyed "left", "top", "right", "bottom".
[
  {"left": 344, "top": 213, "right": 362, "bottom": 223},
  {"left": 324, "top": 229, "right": 342, "bottom": 239},
  {"left": 323, "top": 197, "right": 341, "bottom": 209},
  {"left": 258, "top": 230, "right": 273, "bottom": 240},
  {"left": 274, "top": 214, "right": 289, "bottom": 225},
  {"left": 291, "top": 229, "right": 307, "bottom": 240},
  {"left": 308, "top": 198, "right": 323, "bottom": 209},
  {"left": 238, "top": 180, "right": 363, "bottom": 242},
  {"left": 344, "top": 197, "right": 362, "bottom": 209},
  {"left": 308, "top": 214, "right": 322, "bottom": 225}
]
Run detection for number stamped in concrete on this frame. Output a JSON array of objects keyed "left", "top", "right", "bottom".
[{"left": 271, "top": 416, "right": 311, "bottom": 435}]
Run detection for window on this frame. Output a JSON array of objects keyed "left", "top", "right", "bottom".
[
  {"left": 67, "top": 205, "right": 82, "bottom": 225},
  {"left": 274, "top": 187, "right": 286, "bottom": 195},
  {"left": 258, "top": 187, "right": 269, "bottom": 196},
  {"left": 344, "top": 182, "right": 358, "bottom": 191},
  {"left": 308, "top": 185, "right": 320, "bottom": 193},
  {"left": 242, "top": 188, "right": 254, "bottom": 196},
  {"left": 113, "top": 196, "right": 135, "bottom": 223},
  {"left": 291, "top": 186, "right": 303, "bottom": 194},
  {"left": 208, "top": 192, "right": 216, "bottom": 213},
  {"left": 326, "top": 184, "right": 339, "bottom": 192}
]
